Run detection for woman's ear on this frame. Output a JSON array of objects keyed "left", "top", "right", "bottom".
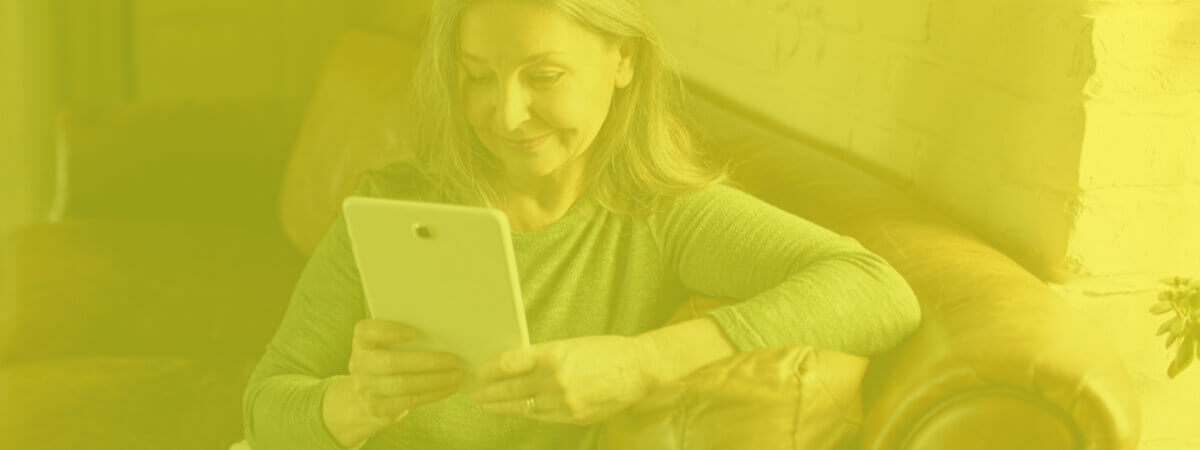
[{"left": 614, "top": 39, "right": 636, "bottom": 89}]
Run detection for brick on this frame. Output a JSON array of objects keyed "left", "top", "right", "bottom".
[
  {"left": 848, "top": 42, "right": 899, "bottom": 111},
  {"left": 1067, "top": 186, "right": 1200, "bottom": 277},
  {"left": 887, "top": 54, "right": 965, "bottom": 133},
  {"left": 928, "top": 0, "right": 1095, "bottom": 100},
  {"left": 1091, "top": 5, "right": 1200, "bottom": 64},
  {"left": 1087, "top": 5, "right": 1200, "bottom": 96},
  {"left": 691, "top": 1, "right": 780, "bottom": 74},
  {"left": 803, "top": 32, "right": 869, "bottom": 102},
  {"left": 641, "top": 0, "right": 701, "bottom": 44},
  {"left": 819, "top": 0, "right": 864, "bottom": 31},
  {"left": 1080, "top": 98, "right": 1200, "bottom": 189},
  {"left": 775, "top": 20, "right": 830, "bottom": 79},
  {"left": 771, "top": 3, "right": 812, "bottom": 71},
  {"left": 861, "top": 0, "right": 932, "bottom": 43},
  {"left": 1088, "top": 61, "right": 1200, "bottom": 97},
  {"left": 927, "top": 1, "right": 1010, "bottom": 66},
  {"left": 947, "top": 86, "right": 1085, "bottom": 192},
  {"left": 671, "top": 43, "right": 818, "bottom": 134},
  {"left": 884, "top": 50, "right": 1085, "bottom": 191}
]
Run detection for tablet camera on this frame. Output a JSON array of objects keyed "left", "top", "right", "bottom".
[{"left": 412, "top": 223, "right": 434, "bottom": 239}]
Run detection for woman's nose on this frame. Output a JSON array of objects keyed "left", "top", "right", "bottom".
[{"left": 496, "top": 79, "right": 531, "bottom": 132}]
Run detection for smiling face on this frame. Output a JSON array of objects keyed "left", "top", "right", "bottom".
[{"left": 458, "top": 0, "right": 634, "bottom": 185}]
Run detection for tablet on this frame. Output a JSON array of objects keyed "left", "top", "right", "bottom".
[{"left": 342, "top": 196, "right": 530, "bottom": 368}]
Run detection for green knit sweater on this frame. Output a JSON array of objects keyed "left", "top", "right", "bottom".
[{"left": 243, "top": 162, "right": 921, "bottom": 450}]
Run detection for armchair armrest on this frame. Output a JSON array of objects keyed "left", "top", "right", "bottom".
[
  {"left": 53, "top": 99, "right": 305, "bottom": 227},
  {"left": 683, "top": 89, "right": 1141, "bottom": 449},
  {"left": 635, "top": 221, "right": 1141, "bottom": 450},
  {"left": 849, "top": 218, "right": 1141, "bottom": 450}
]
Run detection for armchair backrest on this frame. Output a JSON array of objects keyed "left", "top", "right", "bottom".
[{"left": 277, "top": 31, "right": 422, "bottom": 256}]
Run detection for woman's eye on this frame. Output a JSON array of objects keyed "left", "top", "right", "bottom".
[{"left": 530, "top": 72, "right": 564, "bottom": 85}]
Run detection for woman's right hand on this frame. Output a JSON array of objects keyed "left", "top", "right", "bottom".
[{"left": 323, "top": 319, "right": 472, "bottom": 448}]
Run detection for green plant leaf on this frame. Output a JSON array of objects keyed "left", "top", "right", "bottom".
[
  {"left": 1168, "top": 336, "right": 1196, "bottom": 379},
  {"left": 1159, "top": 290, "right": 1176, "bottom": 302},
  {"left": 1167, "top": 333, "right": 1182, "bottom": 348},
  {"left": 1159, "top": 320, "right": 1175, "bottom": 336},
  {"left": 1150, "top": 301, "right": 1174, "bottom": 315},
  {"left": 1170, "top": 316, "right": 1187, "bottom": 335}
]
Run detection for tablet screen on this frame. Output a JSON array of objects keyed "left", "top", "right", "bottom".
[{"left": 343, "top": 196, "right": 531, "bottom": 367}]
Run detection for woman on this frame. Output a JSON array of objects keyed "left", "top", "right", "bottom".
[{"left": 243, "top": 0, "right": 921, "bottom": 449}]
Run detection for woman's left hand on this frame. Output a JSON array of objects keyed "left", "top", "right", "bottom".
[{"left": 465, "top": 335, "right": 660, "bottom": 424}]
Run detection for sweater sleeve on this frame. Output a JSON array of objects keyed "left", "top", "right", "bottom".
[
  {"left": 649, "top": 185, "right": 921, "bottom": 356},
  {"left": 242, "top": 162, "right": 434, "bottom": 449},
  {"left": 242, "top": 185, "right": 379, "bottom": 449}
]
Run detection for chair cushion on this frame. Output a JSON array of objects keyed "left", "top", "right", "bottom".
[
  {"left": 598, "top": 346, "right": 868, "bottom": 450},
  {"left": 0, "top": 356, "right": 253, "bottom": 450},
  {"left": 598, "top": 296, "right": 868, "bottom": 450},
  {"left": 0, "top": 219, "right": 303, "bottom": 366}
]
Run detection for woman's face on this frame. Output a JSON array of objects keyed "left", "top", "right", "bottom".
[{"left": 458, "top": 0, "right": 634, "bottom": 182}]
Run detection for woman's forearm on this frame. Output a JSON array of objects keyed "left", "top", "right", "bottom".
[
  {"left": 634, "top": 316, "right": 737, "bottom": 387},
  {"left": 322, "top": 375, "right": 391, "bottom": 449}
]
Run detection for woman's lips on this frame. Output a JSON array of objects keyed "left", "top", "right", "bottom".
[{"left": 500, "top": 133, "right": 552, "bottom": 151}]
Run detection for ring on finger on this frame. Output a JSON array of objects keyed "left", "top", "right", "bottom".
[{"left": 525, "top": 396, "right": 537, "bottom": 413}]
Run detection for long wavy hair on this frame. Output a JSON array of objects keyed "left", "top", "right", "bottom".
[{"left": 406, "top": 0, "right": 728, "bottom": 216}]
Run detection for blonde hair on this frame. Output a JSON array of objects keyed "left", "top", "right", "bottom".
[{"left": 406, "top": 0, "right": 728, "bottom": 216}]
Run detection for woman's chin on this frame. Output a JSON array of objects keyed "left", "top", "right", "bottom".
[{"left": 506, "top": 162, "right": 553, "bottom": 179}]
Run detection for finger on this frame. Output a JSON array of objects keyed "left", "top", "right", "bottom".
[
  {"left": 364, "top": 386, "right": 460, "bottom": 419},
  {"left": 468, "top": 373, "right": 543, "bottom": 403},
  {"left": 363, "top": 370, "right": 468, "bottom": 397},
  {"left": 352, "top": 349, "right": 469, "bottom": 375},
  {"left": 478, "top": 393, "right": 550, "bottom": 417},
  {"left": 354, "top": 319, "right": 424, "bottom": 348},
  {"left": 476, "top": 348, "right": 537, "bottom": 381}
]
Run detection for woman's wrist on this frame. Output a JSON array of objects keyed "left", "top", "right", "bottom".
[
  {"left": 322, "top": 375, "right": 395, "bottom": 449},
  {"left": 633, "top": 316, "right": 737, "bottom": 388}
]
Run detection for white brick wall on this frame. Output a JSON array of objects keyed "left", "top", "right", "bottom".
[
  {"left": 646, "top": 0, "right": 1200, "bottom": 282},
  {"left": 1074, "top": 2, "right": 1200, "bottom": 281}
]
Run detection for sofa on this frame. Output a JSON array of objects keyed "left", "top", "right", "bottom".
[{"left": 0, "top": 27, "right": 1140, "bottom": 450}]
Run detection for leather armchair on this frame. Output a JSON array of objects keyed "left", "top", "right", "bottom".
[{"left": 678, "top": 94, "right": 1142, "bottom": 449}]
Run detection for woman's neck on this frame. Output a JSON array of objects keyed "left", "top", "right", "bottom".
[{"left": 496, "top": 160, "right": 587, "bottom": 232}]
